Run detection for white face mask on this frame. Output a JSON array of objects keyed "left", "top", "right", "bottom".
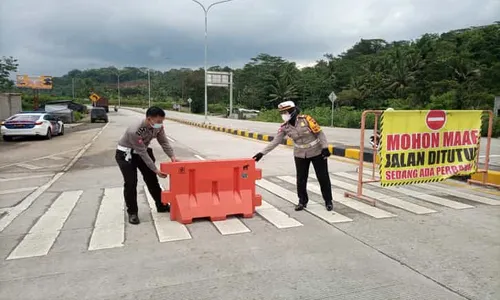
[{"left": 281, "top": 113, "right": 291, "bottom": 122}]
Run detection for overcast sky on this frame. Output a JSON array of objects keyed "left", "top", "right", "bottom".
[{"left": 1, "top": 0, "right": 498, "bottom": 77}]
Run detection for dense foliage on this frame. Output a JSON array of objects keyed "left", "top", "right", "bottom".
[{"left": 3, "top": 23, "right": 499, "bottom": 135}]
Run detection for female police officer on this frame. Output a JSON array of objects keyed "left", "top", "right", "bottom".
[{"left": 252, "top": 101, "right": 334, "bottom": 211}]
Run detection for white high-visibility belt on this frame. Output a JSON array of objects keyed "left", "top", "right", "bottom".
[
  {"left": 294, "top": 139, "right": 320, "bottom": 149},
  {"left": 117, "top": 145, "right": 133, "bottom": 161}
]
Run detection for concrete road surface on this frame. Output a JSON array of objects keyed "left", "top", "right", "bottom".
[
  {"left": 0, "top": 109, "right": 499, "bottom": 300},
  {"left": 162, "top": 110, "right": 500, "bottom": 171}
]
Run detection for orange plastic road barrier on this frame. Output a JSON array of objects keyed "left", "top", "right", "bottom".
[{"left": 160, "top": 158, "right": 262, "bottom": 224}]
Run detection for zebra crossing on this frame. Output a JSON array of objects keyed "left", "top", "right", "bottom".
[{"left": 2, "top": 171, "right": 499, "bottom": 260}]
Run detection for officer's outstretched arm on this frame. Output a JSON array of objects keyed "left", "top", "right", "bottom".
[{"left": 260, "top": 129, "right": 285, "bottom": 155}]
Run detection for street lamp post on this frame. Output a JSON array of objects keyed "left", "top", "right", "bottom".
[
  {"left": 139, "top": 68, "right": 152, "bottom": 107},
  {"left": 190, "top": 0, "right": 235, "bottom": 123}
]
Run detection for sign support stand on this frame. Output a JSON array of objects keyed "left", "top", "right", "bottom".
[{"left": 328, "top": 91, "right": 337, "bottom": 127}]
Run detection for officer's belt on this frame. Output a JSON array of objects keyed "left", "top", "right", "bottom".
[
  {"left": 294, "top": 139, "right": 320, "bottom": 149},
  {"left": 117, "top": 145, "right": 132, "bottom": 152},
  {"left": 117, "top": 145, "right": 133, "bottom": 162}
]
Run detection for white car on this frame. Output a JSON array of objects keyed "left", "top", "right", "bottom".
[{"left": 1, "top": 112, "right": 64, "bottom": 141}]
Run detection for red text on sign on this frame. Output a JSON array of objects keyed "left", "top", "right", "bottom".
[
  {"left": 443, "top": 130, "right": 479, "bottom": 147},
  {"left": 386, "top": 133, "right": 439, "bottom": 151}
]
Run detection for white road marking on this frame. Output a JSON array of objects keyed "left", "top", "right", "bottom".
[
  {"left": 328, "top": 177, "right": 437, "bottom": 214},
  {"left": 144, "top": 186, "right": 191, "bottom": 242},
  {"left": 0, "top": 147, "right": 81, "bottom": 169},
  {"left": 64, "top": 122, "right": 110, "bottom": 172},
  {"left": 337, "top": 172, "right": 474, "bottom": 210},
  {"left": 357, "top": 169, "right": 500, "bottom": 206},
  {"left": 212, "top": 218, "right": 251, "bottom": 235},
  {"left": 0, "top": 186, "right": 39, "bottom": 195},
  {"left": 88, "top": 187, "right": 125, "bottom": 251},
  {"left": 280, "top": 175, "right": 395, "bottom": 219},
  {"left": 15, "top": 163, "right": 42, "bottom": 170},
  {"left": 0, "top": 124, "right": 109, "bottom": 234},
  {"left": 46, "top": 156, "right": 64, "bottom": 161},
  {"left": 257, "top": 178, "right": 353, "bottom": 224},
  {"left": 7, "top": 190, "right": 83, "bottom": 260},
  {"left": 423, "top": 183, "right": 500, "bottom": 206},
  {"left": 0, "top": 174, "right": 53, "bottom": 182},
  {"left": 194, "top": 154, "right": 206, "bottom": 161},
  {"left": 256, "top": 200, "right": 303, "bottom": 228},
  {"left": 0, "top": 172, "right": 64, "bottom": 233}
]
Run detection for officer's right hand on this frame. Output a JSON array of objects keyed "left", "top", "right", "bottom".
[
  {"left": 156, "top": 170, "right": 168, "bottom": 178},
  {"left": 252, "top": 152, "right": 264, "bottom": 162},
  {"left": 321, "top": 148, "right": 331, "bottom": 159}
]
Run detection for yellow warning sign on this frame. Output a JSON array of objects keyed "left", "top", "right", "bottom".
[
  {"left": 89, "top": 92, "right": 100, "bottom": 102},
  {"left": 379, "top": 110, "right": 482, "bottom": 187}
]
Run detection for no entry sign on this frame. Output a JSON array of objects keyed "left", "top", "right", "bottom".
[{"left": 426, "top": 110, "right": 447, "bottom": 131}]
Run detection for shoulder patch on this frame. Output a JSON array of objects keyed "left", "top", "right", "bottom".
[{"left": 304, "top": 115, "right": 321, "bottom": 134}]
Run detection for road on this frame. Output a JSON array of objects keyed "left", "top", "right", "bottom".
[
  {"left": 0, "top": 109, "right": 499, "bottom": 300},
  {"left": 162, "top": 110, "right": 500, "bottom": 171}
]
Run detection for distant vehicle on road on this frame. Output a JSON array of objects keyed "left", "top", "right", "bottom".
[
  {"left": 90, "top": 107, "right": 108, "bottom": 123},
  {"left": 92, "top": 97, "right": 109, "bottom": 112},
  {"left": 0, "top": 112, "right": 64, "bottom": 141}
]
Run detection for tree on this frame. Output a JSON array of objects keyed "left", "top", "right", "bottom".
[{"left": 0, "top": 56, "right": 19, "bottom": 91}]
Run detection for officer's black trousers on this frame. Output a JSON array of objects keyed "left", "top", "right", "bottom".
[
  {"left": 294, "top": 154, "right": 333, "bottom": 205},
  {"left": 115, "top": 148, "right": 163, "bottom": 215}
]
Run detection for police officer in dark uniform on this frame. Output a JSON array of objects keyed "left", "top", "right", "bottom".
[
  {"left": 115, "top": 106, "right": 177, "bottom": 224},
  {"left": 252, "top": 101, "right": 334, "bottom": 211}
]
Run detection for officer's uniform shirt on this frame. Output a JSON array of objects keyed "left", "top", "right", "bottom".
[
  {"left": 117, "top": 119, "right": 174, "bottom": 172},
  {"left": 261, "top": 115, "right": 328, "bottom": 158}
]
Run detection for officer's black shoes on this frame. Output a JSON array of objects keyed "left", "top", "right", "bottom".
[
  {"left": 156, "top": 204, "right": 170, "bottom": 213},
  {"left": 128, "top": 214, "right": 140, "bottom": 225},
  {"left": 326, "top": 204, "right": 333, "bottom": 211},
  {"left": 295, "top": 203, "right": 307, "bottom": 211}
]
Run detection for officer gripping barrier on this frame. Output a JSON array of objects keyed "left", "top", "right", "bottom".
[
  {"left": 160, "top": 158, "right": 262, "bottom": 224},
  {"left": 345, "top": 110, "right": 498, "bottom": 207}
]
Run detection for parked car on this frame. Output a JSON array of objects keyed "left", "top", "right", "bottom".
[
  {"left": 1, "top": 112, "right": 64, "bottom": 141},
  {"left": 90, "top": 107, "right": 108, "bottom": 123}
]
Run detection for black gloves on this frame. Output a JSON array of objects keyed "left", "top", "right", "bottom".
[
  {"left": 321, "top": 148, "right": 331, "bottom": 158},
  {"left": 253, "top": 152, "right": 264, "bottom": 162}
]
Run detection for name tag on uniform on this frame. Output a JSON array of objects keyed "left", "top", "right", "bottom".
[{"left": 301, "top": 121, "right": 306, "bottom": 127}]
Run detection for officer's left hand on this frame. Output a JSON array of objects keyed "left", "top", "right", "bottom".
[
  {"left": 321, "top": 148, "right": 331, "bottom": 159},
  {"left": 171, "top": 156, "right": 179, "bottom": 162}
]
